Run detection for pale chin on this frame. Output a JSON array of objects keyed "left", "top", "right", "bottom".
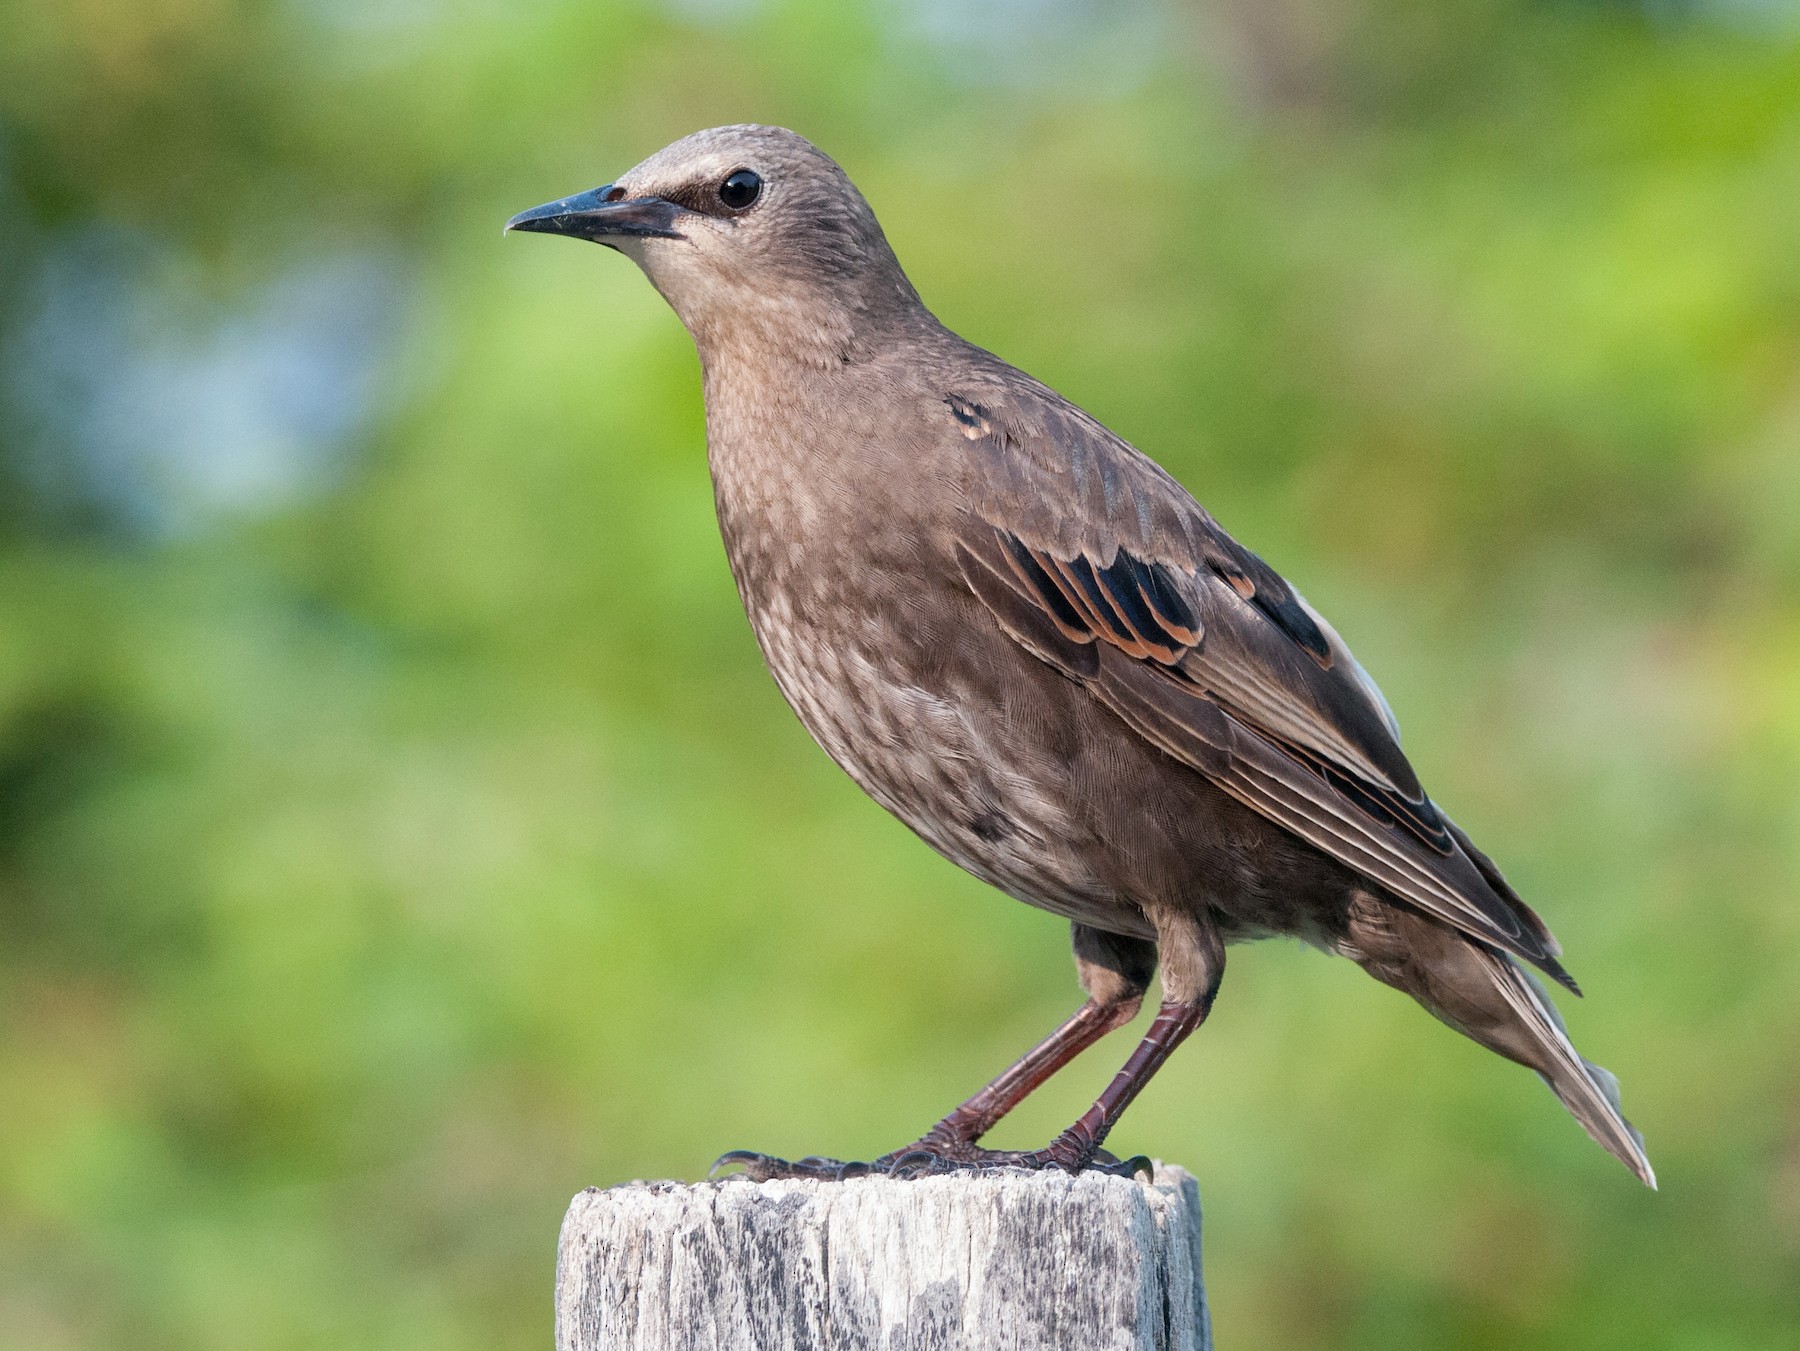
[
  {"left": 609, "top": 235, "right": 654, "bottom": 265},
  {"left": 631, "top": 247, "right": 740, "bottom": 316}
]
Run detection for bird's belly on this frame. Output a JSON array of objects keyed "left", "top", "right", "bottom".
[{"left": 748, "top": 597, "right": 1147, "bottom": 936}]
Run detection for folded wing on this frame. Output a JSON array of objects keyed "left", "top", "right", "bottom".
[{"left": 949, "top": 390, "right": 1572, "bottom": 988}]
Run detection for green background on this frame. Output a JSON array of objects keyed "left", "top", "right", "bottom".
[{"left": 2, "top": 1, "right": 1797, "bottom": 1346}]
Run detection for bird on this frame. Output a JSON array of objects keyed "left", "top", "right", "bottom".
[{"left": 505, "top": 124, "right": 1653, "bottom": 1187}]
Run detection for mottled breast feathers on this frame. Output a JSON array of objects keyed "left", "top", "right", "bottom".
[{"left": 946, "top": 389, "right": 1576, "bottom": 992}]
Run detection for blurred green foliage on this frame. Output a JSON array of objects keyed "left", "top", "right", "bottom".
[{"left": 2, "top": 0, "right": 1798, "bottom": 1346}]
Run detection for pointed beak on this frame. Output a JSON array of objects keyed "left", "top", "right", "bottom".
[{"left": 503, "top": 185, "right": 685, "bottom": 245}]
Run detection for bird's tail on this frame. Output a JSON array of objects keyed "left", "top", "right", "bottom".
[
  {"left": 1343, "top": 894, "right": 1654, "bottom": 1186},
  {"left": 1472, "top": 944, "right": 1656, "bottom": 1188}
]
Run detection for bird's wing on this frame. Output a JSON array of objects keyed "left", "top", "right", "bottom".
[{"left": 947, "top": 390, "right": 1572, "bottom": 986}]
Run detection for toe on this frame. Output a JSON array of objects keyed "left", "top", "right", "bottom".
[
  {"left": 709, "top": 1149, "right": 775, "bottom": 1179},
  {"left": 711, "top": 1150, "right": 856, "bottom": 1181}
]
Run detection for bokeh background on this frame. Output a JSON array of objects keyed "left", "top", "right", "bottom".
[{"left": 3, "top": 0, "right": 1798, "bottom": 1346}]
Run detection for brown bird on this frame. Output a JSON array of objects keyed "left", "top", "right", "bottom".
[{"left": 506, "top": 125, "right": 1653, "bottom": 1186}]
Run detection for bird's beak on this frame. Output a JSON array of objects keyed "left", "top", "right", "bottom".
[{"left": 503, "top": 185, "right": 685, "bottom": 245}]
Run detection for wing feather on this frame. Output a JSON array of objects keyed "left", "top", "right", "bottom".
[{"left": 949, "top": 389, "right": 1572, "bottom": 985}]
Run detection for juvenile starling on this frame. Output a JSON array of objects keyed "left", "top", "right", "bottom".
[{"left": 506, "top": 126, "right": 1653, "bottom": 1186}]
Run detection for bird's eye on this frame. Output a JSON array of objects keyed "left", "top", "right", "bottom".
[{"left": 719, "top": 169, "right": 761, "bottom": 211}]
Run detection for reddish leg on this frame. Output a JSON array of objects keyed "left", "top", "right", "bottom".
[
  {"left": 717, "top": 995, "right": 1213, "bottom": 1181},
  {"left": 714, "top": 993, "right": 1143, "bottom": 1181},
  {"left": 712, "top": 920, "right": 1215, "bottom": 1182},
  {"left": 887, "top": 993, "right": 1144, "bottom": 1156},
  {"left": 1026, "top": 996, "right": 1213, "bottom": 1170}
]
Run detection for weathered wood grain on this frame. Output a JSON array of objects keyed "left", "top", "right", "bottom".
[{"left": 555, "top": 1164, "right": 1209, "bottom": 1351}]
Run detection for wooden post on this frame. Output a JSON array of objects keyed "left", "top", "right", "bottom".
[{"left": 554, "top": 1163, "right": 1210, "bottom": 1351}]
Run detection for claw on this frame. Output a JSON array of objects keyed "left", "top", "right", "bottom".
[
  {"left": 885, "top": 1148, "right": 954, "bottom": 1180},
  {"left": 709, "top": 1149, "right": 776, "bottom": 1179}
]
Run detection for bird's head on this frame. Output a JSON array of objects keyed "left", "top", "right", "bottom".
[{"left": 506, "top": 125, "right": 923, "bottom": 364}]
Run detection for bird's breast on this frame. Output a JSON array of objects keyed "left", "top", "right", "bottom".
[{"left": 704, "top": 420, "right": 1139, "bottom": 934}]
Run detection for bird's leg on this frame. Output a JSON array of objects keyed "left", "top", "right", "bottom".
[
  {"left": 882, "top": 993, "right": 1143, "bottom": 1160},
  {"left": 941, "top": 909, "right": 1224, "bottom": 1176},
  {"left": 710, "top": 999, "right": 1140, "bottom": 1183},
  {"left": 714, "top": 924, "right": 1187, "bottom": 1182},
  {"left": 841, "top": 992, "right": 1214, "bottom": 1179},
  {"left": 882, "top": 923, "right": 1156, "bottom": 1159},
  {"left": 1007, "top": 996, "right": 1213, "bottom": 1174}
]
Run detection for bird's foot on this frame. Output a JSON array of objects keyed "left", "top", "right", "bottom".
[
  {"left": 711, "top": 1131, "right": 1151, "bottom": 1182},
  {"left": 710, "top": 1151, "right": 881, "bottom": 1182}
]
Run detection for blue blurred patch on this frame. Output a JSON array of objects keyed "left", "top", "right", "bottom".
[{"left": 6, "top": 229, "right": 414, "bottom": 539}]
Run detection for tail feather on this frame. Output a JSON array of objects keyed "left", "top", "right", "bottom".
[
  {"left": 1481, "top": 947, "right": 1656, "bottom": 1188},
  {"left": 1342, "top": 892, "right": 1654, "bottom": 1186}
]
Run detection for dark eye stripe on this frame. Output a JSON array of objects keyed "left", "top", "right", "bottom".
[
  {"left": 659, "top": 171, "right": 763, "bottom": 219},
  {"left": 661, "top": 182, "right": 718, "bottom": 215}
]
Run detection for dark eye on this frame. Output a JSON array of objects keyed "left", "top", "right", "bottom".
[{"left": 719, "top": 169, "right": 761, "bottom": 211}]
